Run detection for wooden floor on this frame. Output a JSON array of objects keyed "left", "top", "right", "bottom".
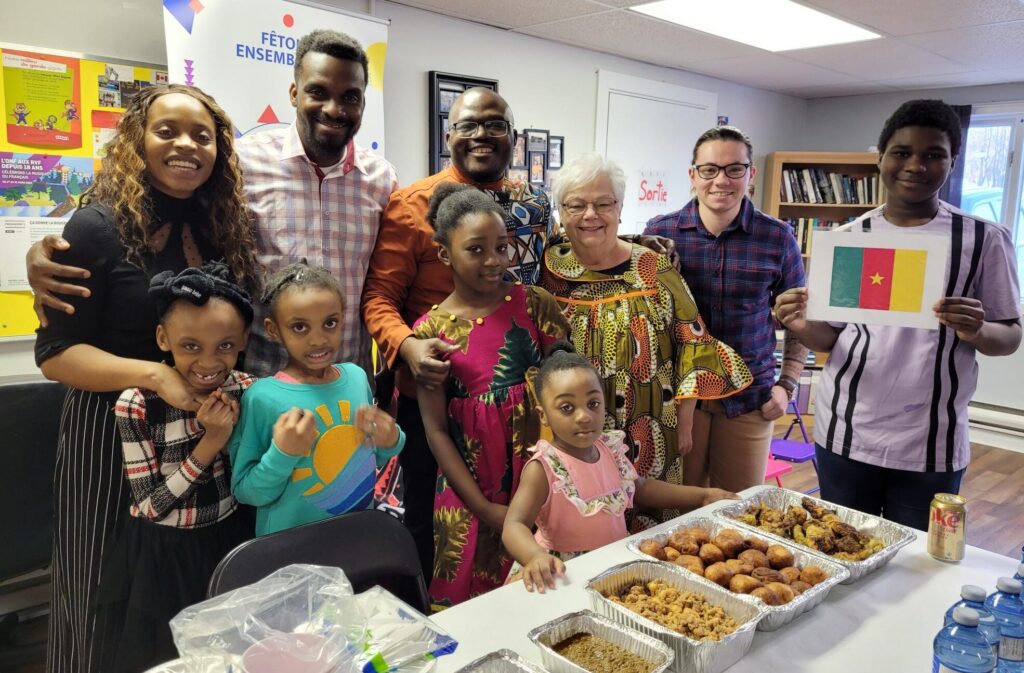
[{"left": 6, "top": 436, "right": 1023, "bottom": 673}]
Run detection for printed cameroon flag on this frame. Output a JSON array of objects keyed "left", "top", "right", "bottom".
[{"left": 830, "top": 246, "right": 928, "bottom": 312}]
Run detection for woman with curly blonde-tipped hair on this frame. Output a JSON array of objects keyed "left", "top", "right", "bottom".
[{"left": 34, "top": 83, "right": 259, "bottom": 673}]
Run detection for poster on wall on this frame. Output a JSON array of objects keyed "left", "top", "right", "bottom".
[
  {"left": 595, "top": 71, "right": 717, "bottom": 234},
  {"left": 3, "top": 50, "right": 82, "bottom": 149},
  {"left": 162, "top": 0, "right": 389, "bottom": 154},
  {"left": 0, "top": 152, "right": 95, "bottom": 218}
]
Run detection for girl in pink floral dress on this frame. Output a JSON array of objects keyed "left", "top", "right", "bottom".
[{"left": 414, "top": 183, "right": 569, "bottom": 608}]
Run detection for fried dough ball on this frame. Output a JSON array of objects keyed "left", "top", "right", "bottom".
[
  {"left": 699, "top": 543, "right": 726, "bottom": 565},
  {"left": 750, "top": 586, "right": 781, "bottom": 606},
  {"left": 713, "top": 530, "right": 747, "bottom": 558},
  {"left": 673, "top": 554, "right": 705, "bottom": 576},
  {"left": 664, "top": 547, "right": 681, "bottom": 562},
  {"left": 765, "top": 582, "right": 796, "bottom": 604},
  {"left": 766, "top": 545, "right": 796, "bottom": 569},
  {"left": 725, "top": 559, "right": 754, "bottom": 576},
  {"left": 737, "top": 549, "right": 770, "bottom": 569},
  {"left": 745, "top": 536, "right": 769, "bottom": 554},
  {"left": 799, "top": 565, "right": 828, "bottom": 586},
  {"left": 790, "top": 580, "right": 813, "bottom": 595},
  {"left": 704, "top": 562, "right": 734, "bottom": 588},
  {"left": 729, "top": 574, "right": 763, "bottom": 594},
  {"left": 683, "top": 527, "right": 712, "bottom": 547},
  {"left": 779, "top": 567, "right": 802, "bottom": 584},
  {"left": 751, "top": 567, "right": 786, "bottom": 584},
  {"left": 668, "top": 531, "right": 701, "bottom": 556},
  {"left": 639, "top": 539, "right": 666, "bottom": 560}
]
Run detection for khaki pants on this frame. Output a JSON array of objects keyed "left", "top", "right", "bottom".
[{"left": 684, "top": 399, "right": 774, "bottom": 492}]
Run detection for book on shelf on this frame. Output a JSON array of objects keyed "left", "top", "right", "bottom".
[
  {"left": 778, "top": 168, "right": 879, "bottom": 205},
  {"left": 783, "top": 217, "right": 858, "bottom": 255}
]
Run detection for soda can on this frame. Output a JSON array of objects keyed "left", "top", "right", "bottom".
[{"left": 928, "top": 493, "right": 967, "bottom": 562}]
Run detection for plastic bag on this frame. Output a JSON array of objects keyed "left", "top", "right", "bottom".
[{"left": 169, "top": 563, "right": 457, "bottom": 673}]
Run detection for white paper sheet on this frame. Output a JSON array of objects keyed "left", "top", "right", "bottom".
[
  {"left": 1, "top": 217, "right": 67, "bottom": 291},
  {"left": 805, "top": 230, "right": 950, "bottom": 329}
]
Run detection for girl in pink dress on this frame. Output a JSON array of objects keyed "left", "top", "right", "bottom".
[
  {"left": 415, "top": 183, "right": 570, "bottom": 608},
  {"left": 503, "top": 349, "right": 737, "bottom": 593}
]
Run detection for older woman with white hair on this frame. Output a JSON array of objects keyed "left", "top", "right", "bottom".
[{"left": 540, "top": 153, "right": 753, "bottom": 531}]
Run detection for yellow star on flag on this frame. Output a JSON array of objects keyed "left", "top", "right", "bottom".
[{"left": 869, "top": 272, "right": 884, "bottom": 285}]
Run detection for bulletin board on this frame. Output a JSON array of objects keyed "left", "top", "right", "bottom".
[{"left": 0, "top": 43, "right": 166, "bottom": 338}]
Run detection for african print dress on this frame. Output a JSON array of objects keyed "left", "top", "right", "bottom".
[
  {"left": 413, "top": 283, "right": 569, "bottom": 608},
  {"left": 540, "top": 243, "right": 752, "bottom": 530}
]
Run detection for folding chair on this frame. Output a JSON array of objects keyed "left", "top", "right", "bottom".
[
  {"left": 207, "top": 509, "right": 430, "bottom": 613},
  {"left": 764, "top": 451, "right": 793, "bottom": 487},
  {"left": 770, "top": 399, "right": 819, "bottom": 494}
]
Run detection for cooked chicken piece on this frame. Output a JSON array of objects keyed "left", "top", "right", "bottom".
[
  {"left": 824, "top": 518, "right": 859, "bottom": 538},
  {"left": 803, "top": 521, "right": 836, "bottom": 553},
  {"left": 801, "top": 497, "right": 833, "bottom": 520}
]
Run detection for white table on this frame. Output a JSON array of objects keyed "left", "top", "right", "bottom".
[{"left": 431, "top": 485, "right": 1019, "bottom": 672}]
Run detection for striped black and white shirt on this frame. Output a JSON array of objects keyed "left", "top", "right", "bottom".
[{"left": 814, "top": 203, "right": 1020, "bottom": 473}]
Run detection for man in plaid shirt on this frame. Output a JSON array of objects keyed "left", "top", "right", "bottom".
[{"left": 643, "top": 126, "right": 808, "bottom": 493}]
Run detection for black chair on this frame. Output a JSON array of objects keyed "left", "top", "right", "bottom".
[
  {"left": 207, "top": 509, "right": 430, "bottom": 613},
  {"left": 0, "top": 380, "right": 66, "bottom": 667}
]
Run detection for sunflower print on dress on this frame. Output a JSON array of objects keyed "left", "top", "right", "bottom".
[{"left": 540, "top": 243, "right": 752, "bottom": 531}]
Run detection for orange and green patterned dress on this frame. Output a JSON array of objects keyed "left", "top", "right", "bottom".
[
  {"left": 540, "top": 243, "right": 751, "bottom": 530},
  {"left": 413, "top": 283, "right": 569, "bottom": 608}
]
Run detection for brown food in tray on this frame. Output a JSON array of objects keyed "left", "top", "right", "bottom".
[
  {"left": 734, "top": 497, "right": 886, "bottom": 561},
  {"left": 553, "top": 632, "right": 659, "bottom": 673},
  {"left": 636, "top": 525, "right": 829, "bottom": 605},
  {"left": 604, "top": 580, "right": 739, "bottom": 641}
]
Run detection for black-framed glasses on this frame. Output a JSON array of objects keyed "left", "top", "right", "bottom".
[
  {"left": 561, "top": 199, "right": 618, "bottom": 216},
  {"left": 693, "top": 162, "right": 750, "bottom": 179},
  {"left": 450, "top": 120, "right": 512, "bottom": 137}
]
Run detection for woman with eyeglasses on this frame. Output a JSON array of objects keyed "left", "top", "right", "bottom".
[
  {"left": 539, "top": 153, "right": 752, "bottom": 532},
  {"left": 642, "top": 126, "right": 808, "bottom": 495}
]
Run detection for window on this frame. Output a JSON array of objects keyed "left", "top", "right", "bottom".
[{"left": 959, "top": 106, "right": 1024, "bottom": 303}]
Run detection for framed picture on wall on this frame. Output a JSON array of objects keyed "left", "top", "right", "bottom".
[
  {"left": 528, "top": 151, "right": 546, "bottom": 185},
  {"left": 548, "top": 136, "right": 564, "bottom": 170},
  {"left": 508, "top": 167, "right": 528, "bottom": 184},
  {"left": 524, "top": 128, "right": 549, "bottom": 153},
  {"left": 428, "top": 71, "right": 499, "bottom": 174},
  {"left": 511, "top": 133, "right": 527, "bottom": 169}
]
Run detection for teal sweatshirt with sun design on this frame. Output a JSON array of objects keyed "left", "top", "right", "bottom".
[{"left": 228, "top": 363, "right": 405, "bottom": 536}]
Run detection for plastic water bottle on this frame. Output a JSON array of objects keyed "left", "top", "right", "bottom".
[
  {"left": 946, "top": 585, "right": 1001, "bottom": 659},
  {"left": 986, "top": 578, "right": 1024, "bottom": 672},
  {"left": 934, "top": 606, "right": 997, "bottom": 672},
  {"left": 1015, "top": 564, "right": 1024, "bottom": 583}
]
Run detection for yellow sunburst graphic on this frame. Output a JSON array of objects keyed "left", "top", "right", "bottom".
[{"left": 290, "top": 400, "right": 367, "bottom": 497}]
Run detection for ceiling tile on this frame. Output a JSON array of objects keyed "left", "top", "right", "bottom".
[
  {"left": 783, "top": 38, "right": 969, "bottom": 80},
  {"left": 396, "top": 0, "right": 609, "bottom": 29},
  {"left": 782, "top": 82, "right": 901, "bottom": 99},
  {"left": 879, "top": 67, "right": 1024, "bottom": 91},
  {"left": 518, "top": 10, "right": 764, "bottom": 68},
  {"left": 799, "top": 0, "right": 1024, "bottom": 37},
  {"left": 684, "top": 54, "right": 863, "bottom": 91},
  {"left": 901, "top": 21, "right": 1024, "bottom": 68}
]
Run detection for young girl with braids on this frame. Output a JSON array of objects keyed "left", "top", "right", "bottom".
[
  {"left": 33, "top": 83, "right": 259, "bottom": 673},
  {"left": 230, "top": 263, "right": 405, "bottom": 537},
  {"left": 414, "top": 183, "right": 570, "bottom": 608},
  {"left": 97, "top": 263, "right": 256, "bottom": 672}
]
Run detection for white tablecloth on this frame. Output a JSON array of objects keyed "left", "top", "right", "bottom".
[{"left": 431, "top": 485, "right": 1019, "bottom": 672}]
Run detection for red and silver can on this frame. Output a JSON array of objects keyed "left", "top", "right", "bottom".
[{"left": 928, "top": 493, "right": 967, "bottom": 562}]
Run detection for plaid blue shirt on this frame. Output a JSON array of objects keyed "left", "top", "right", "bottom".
[{"left": 644, "top": 198, "right": 805, "bottom": 417}]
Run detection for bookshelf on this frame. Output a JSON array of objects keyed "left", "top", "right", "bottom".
[{"left": 762, "top": 151, "right": 885, "bottom": 257}]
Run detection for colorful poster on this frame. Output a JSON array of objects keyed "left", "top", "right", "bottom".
[
  {"left": 2, "top": 50, "right": 82, "bottom": 149},
  {"left": 91, "top": 110, "right": 122, "bottom": 159},
  {"left": 96, "top": 62, "right": 167, "bottom": 110},
  {"left": 806, "top": 230, "right": 950, "bottom": 329},
  {"left": 162, "top": 0, "right": 388, "bottom": 153},
  {"left": 0, "top": 153, "right": 95, "bottom": 218}
]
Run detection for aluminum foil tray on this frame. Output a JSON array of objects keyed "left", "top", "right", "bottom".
[
  {"left": 625, "top": 515, "right": 849, "bottom": 631},
  {"left": 713, "top": 487, "right": 917, "bottom": 584},
  {"left": 453, "top": 649, "right": 549, "bottom": 673},
  {"left": 584, "top": 560, "right": 763, "bottom": 673},
  {"left": 527, "top": 610, "right": 674, "bottom": 673}
]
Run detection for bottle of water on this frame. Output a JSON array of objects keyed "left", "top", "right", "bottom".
[
  {"left": 946, "top": 585, "right": 1001, "bottom": 659},
  {"left": 986, "top": 578, "right": 1024, "bottom": 672},
  {"left": 934, "top": 606, "right": 997, "bottom": 672},
  {"left": 1015, "top": 565, "right": 1024, "bottom": 583}
]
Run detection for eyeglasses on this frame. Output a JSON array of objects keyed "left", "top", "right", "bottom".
[
  {"left": 561, "top": 199, "right": 618, "bottom": 216},
  {"left": 693, "top": 163, "right": 751, "bottom": 179},
  {"left": 450, "top": 120, "right": 512, "bottom": 137}
]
